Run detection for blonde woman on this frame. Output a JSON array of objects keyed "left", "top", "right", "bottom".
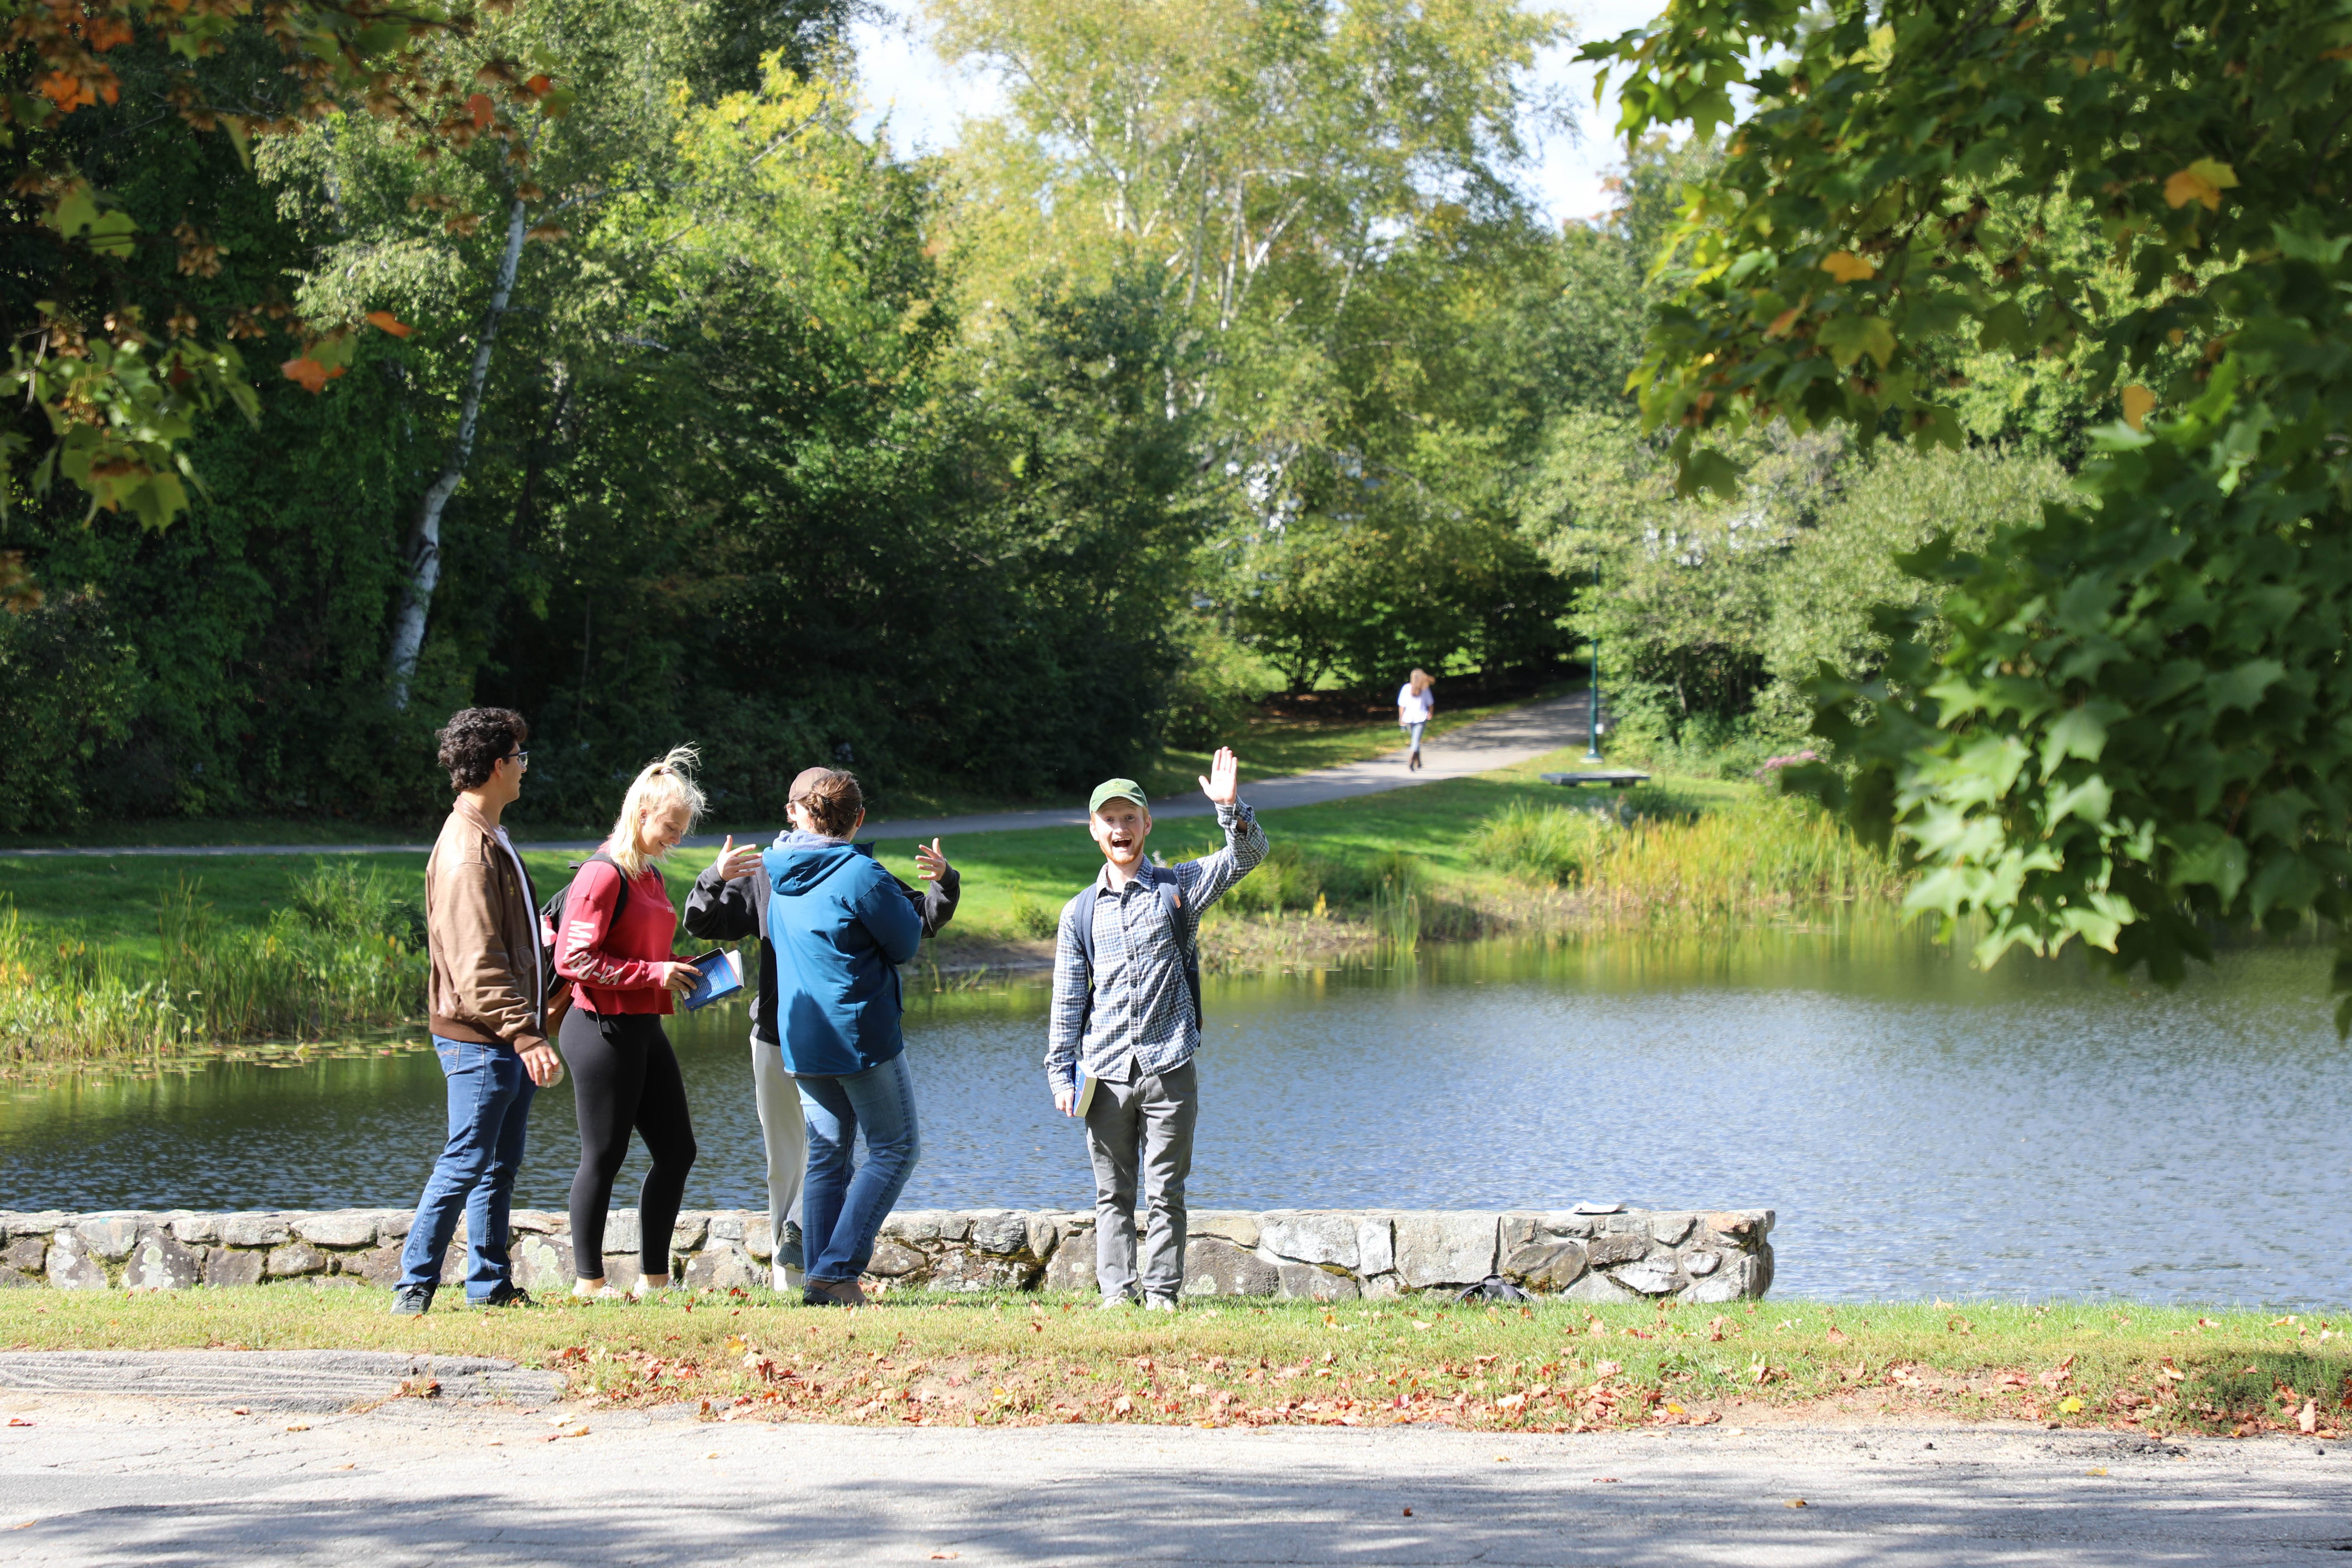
[
  {"left": 1397, "top": 669, "right": 1436, "bottom": 771},
  {"left": 555, "top": 746, "right": 705, "bottom": 1298}
]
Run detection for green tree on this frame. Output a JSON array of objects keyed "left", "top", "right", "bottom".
[{"left": 1589, "top": 0, "right": 2352, "bottom": 1015}]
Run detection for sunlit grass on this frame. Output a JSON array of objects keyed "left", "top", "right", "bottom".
[{"left": 0, "top": 1290, "right": 2337, "bottom": 1438}]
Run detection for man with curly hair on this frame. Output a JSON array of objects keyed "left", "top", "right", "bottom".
[{"left": 392, "top": 706, "right": 562, "bottom": 1315}]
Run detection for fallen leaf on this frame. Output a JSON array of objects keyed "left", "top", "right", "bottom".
[
  {"left": 1825, "top": 1327, "right": 1849, "bottom": 1346},
  {"left": 2085, "top": 1467, "right": 2107, "bottom": 1477},
  {"left": 1401, "top": 1507, "right": 1412, "bottom": 1517},
  {"left": 231, "top": 1407, "right": 249, "bottom": 1416},
  {"left": 285, "top": 1423, "right": 310, "bottom": 1433},
  {"left": 1111, "top": 1395, "right": 1133, "bottom": 1415},
  {"left": 335, "top": 1463, "right": 354, "bottom": 1470},
  {"left": 1787, "top": 1498, "right": 1808, "bottom": 1509},
  {"left": 4, "top": 1419, "right": 30, "bottom": 1428},
  {"left": 929, "top": 1554, "right": 959, "bottom": 1562},
  {"left": 1819, "top": 250, "right": 1876, "bottom": 283},
  {"left": 1593, "top": 1476, "right": 1618, "bottom": 1483},
  {"left": 2301, "top": 1401, "right": 2319, "bottom": 1434}
]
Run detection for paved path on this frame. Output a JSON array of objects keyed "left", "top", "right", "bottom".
[
  {"left": 0, "top": 1386, "right": 2342, "bottom": 1565},
  {"left": 0, "top": 695, "right": 1595, "bottom": 860}
]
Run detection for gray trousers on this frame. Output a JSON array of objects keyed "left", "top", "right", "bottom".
[
  {"left": 1083, "top": 1058, "right": 1198, "bottom": 1300},
  {"left": 750, "top": 1036, "right": 804, "bottom": 1285}
]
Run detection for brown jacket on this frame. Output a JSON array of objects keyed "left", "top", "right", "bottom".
[{"left": 425, "top": 797, "right": 554, "bottom": 1052}]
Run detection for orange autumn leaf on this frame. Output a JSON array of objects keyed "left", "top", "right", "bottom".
[
  {"left": 468, "top": 93, "right": 495, "bottom": 130},
  {"left": 1819, "top": 251, "right": 1876, "bottom": 283},
  {"left": 365, "top": 311, "right": 413, "bottom": 338},
  {"left": 282, "top": 356, "right": 330, "bottom": 392},
  {"left": 525, "top": 73, "right": 553, "bottom": 95},
  {"left": 2164, "top": 159, "right": 2238, "bottom": 212},
  {"left": 1766, "top": 304, "right": 1804, "bottom": 338},
  {"left": 2122, "top": 384, "right": 2156, "bottom": 430}
]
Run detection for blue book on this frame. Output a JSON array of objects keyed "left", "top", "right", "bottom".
[{"left": 680, "top": 948, "right": 745, "bottom": 1012}]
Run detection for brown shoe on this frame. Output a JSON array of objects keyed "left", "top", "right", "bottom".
[{"left": 801, "top": 1278, "right": 867, "bottom": 1308}]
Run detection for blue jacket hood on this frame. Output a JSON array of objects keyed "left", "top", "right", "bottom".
[{"left": 760, "top": 835, "right": 924, "bottom": 1076}]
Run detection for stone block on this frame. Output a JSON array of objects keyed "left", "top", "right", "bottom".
[
  {"left": 1358, "top": 1218, "right": 1395, "bottom": 1277},
  {"left": 927, "top": 1251, "right": 1038, "bottom": 1293},
  {"left": 6, "top": 1213, "right": 65, "bottom": 1236},
  {"left": 1026, "top": 1214, "right": 1069, "bottom": 1261},
  {"left": 1181, "top": 1239, "right": 1278, "bottom": 1297},
  {"left": 708, "top": 1213, "right": 745, "bottom": 1244},
  {"left": 511, "top": 1234, "right": 574, "bottom": 1294},
  {"left": 45, "top": 1232, "right": 108, "bottom": 1289},
  {"left": 204, "top": 1247, "right": 264, "bottom": 1287},
  {"left": 1685, "top": 1251, "right": 1722, "bottom": 1278},
  {"left": 293, "top": 1213, "right": 379, "bottom": 1249},
  {"left": 744, "top": 1215, "right": 774, "bottom": 1261},
  {"left": 968, "top": 1210, "right": 1028, "bottom": 1255},
  {"left": 0, "top": 1267, "right": 38, "bottom": 1288},
  {"left": 1650, "top": 1213, "right": 1696, "bottom": 1247},
  {"left": 1681, "top": 1271, "right": 1742, "bottom": 1304},
  {"left": 1584, "top": 1233, "right": 1650, "bottom": 1268},
  {"left": 341, "top": 1244, "right": 407, "bottom": 1289},
  {"left": 865, "top": 1239, "right": 929, "bottom": 1278},
  {"left": 507, "top": 1209, "right": 563, "bottom": 1235},
  {"left": 219, "top": 1214, "right": 291, "bottom": 1249},
  {"left": 1564, "top": 1270, "right": 1640, "bottom": 1304},
  {"left": 598, "top": 1255, "right": 644, "bottom": 1293},
  {"left": 1360, "top": 1273, "right": 1402, "bottom": 1301},
  {"left": 885, "top": 1211, "right": 947, "bottom": 1244},
  {"left": 935, "top": 1213, "right": 974, "bottom": 1243},
  {"left": 685, "top": 1246, "right": 761, "bottom": 1291},
  {"left": 267, "top": 1242, "right": 327, "bottom": 1279},
  {"left": 1277, "top": 1263, "right": 1359, "bottom": 1302},
  {"left": 377, "top": 1211, "right": 414, "bottom": 1243},
  {"left": 3, "top": 1236, "right": 46, "bottom": 1276},
  {"left": 1261, "top": 1211, "right": 1359, "bottom": 1271},
  {"left": 170, "top": 1214, "right": 218, "bottom": 1245},
  {"left": 1393, "top": 1213, "right": 1497, "bottom": 1288},
  {"left": 671, "top": 1213, "right": 709, "bottom": 1253},
  {"left": 1705, "top": 1211, "right": 1768, "bottom": 1243},
  {"left": 602, "top": 1211, "right": 641, "bottom": 1258},
  {"left": 1502, "top": 1240, "right": 1587, "bottom": 1292},
  {"left": 1043, "top": 1234, "right": 1096, "bottom": 1294},
  {"left": 76, "top": 1216, "right": 145, "bottom": 1261},
  {"left": 124, "top": 1228, "right": 202, "bottom": 1290},
  {"left": 1190, "top": 1211, "right": 1261, "bottom": 1250},
  {"left": 1615, "top": 1259, "right": 1679, "bottom": 1296}
]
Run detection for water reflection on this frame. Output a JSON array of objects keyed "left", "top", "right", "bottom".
[{"left": 4, "top": 917, "right": 2345, "bottom": 1307}]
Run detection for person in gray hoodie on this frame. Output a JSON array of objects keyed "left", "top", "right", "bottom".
[{"left": 686, "top": 767, "right": 957, "bottom": 1294}]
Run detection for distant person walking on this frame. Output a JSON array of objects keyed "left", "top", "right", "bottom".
[
  {"left": 685, "top": 768, "right": 960, "bottom": 1294},
  {"left": 1397, "top": 669, "right": 1436, "bottom": 771},
  {"left": 761, "top": 768, "right": 937, "bottom": 1307},
  {"left": 393, "top": 707, "right": 562, "bottom": 1316},
  {"left": 1045, "top": 749, "right": 1266, "bottom": 1309},
  {"left": 555, "top": 747, "right": 707, "bottom": 1299}
]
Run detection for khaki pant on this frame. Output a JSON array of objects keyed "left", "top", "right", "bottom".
[
  {"left": 750, "top": 1035, "right": 804, "bottom": 1287},
  {"left": 1083, "top": 1059, "right": 1197, "bottom": 1301}
]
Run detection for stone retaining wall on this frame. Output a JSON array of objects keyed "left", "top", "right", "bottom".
[{"left": 0, "top": 1206, "right": 1775, "bottom": 1304}]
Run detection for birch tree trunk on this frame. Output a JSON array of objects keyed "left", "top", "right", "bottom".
[{"left": 387, "top": 196, "right": 531, "bottom": 709}]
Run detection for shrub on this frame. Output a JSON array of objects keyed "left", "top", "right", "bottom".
[{"left": 1009, "top": 893, "right": 1059, "bottom": 941}]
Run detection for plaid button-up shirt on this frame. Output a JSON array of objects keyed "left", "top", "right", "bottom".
[{"left": 1044, "top": 802, "right": 1267, "bottom": 1094}]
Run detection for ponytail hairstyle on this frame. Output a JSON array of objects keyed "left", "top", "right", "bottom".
[
  {"left": 1409, "top": 668, "right": 1434, "bottom": 696},
  {"left": 794, "top": 768, "right": 865, "bottom": 839},
  {"left": 605, "top": 745, "right": 707, "bottom": 876}
]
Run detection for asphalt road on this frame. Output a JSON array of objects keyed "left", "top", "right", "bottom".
[
  {"left": 0, "top": 694, "right": 1597, "bottom": 859},
  {"left": 1, "top": 1387, "right": 2343, "bottom": 1565}
]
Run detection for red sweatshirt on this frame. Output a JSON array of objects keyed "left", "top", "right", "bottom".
[{"left": 555, "top": 859, "right": 677, "bottom": 1016}]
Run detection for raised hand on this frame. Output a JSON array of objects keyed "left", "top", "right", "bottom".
[
  {"left": 1199, "top": 746, "right": 1240, "bottom": 806},
  {"left": 914, "top": 837, "right": 950, "bottom": 882},
  {"left": 713, "top": 834, "right": 763, "bottom": 882}
]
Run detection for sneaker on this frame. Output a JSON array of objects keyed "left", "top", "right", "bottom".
[
  {"left": 802, "top": 1278, "right": 867, "bottom": 1308},
  {"left": 388, "top": 1283, "right": 435, "bottom": 1317},
  {"left": 1098, "top": 1293, "right": 1138, "bottom": 1311},
  {"left": 470, "top": 1282, "right": 536, "bottom": 1309},
  {"left": 1143, "top": 1294, "right": 1180, "bottom": 1313},
  {"left": 770, "top": 1262, "right": 805, "bottom": 1294},
  {"left": 778, "top": 1219, "right": 805, "bottom": 1273}
]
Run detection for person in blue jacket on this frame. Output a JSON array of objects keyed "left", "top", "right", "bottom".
[{"left": 763, "top": 765, "right": 927, "bottom": 1306}]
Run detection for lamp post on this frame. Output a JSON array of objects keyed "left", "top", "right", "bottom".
[{"left": 1583, "top": 635, "right": 1604, "bottom": 763}]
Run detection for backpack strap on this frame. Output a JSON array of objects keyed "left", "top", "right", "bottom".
[{"left": 1069, "top": 869, "right": 1200, "bottom": 1037}]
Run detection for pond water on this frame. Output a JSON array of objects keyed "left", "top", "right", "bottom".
[{"left": 5, "top": 917, "right": 2347, "bottom": 1308}]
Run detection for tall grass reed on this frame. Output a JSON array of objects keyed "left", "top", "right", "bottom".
[
  {"left": 1469, "top": 794, "right": 1901, "bottom": 917},
  {"left": 0, "top": 865, "right": 429, "bottom": 1072}
]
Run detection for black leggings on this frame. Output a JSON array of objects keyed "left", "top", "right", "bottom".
[{"left": 560, "top": 1009, "right": 697, "bottom": 1278}]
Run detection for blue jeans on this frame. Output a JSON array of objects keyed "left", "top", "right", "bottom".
[
  {"left": 796, "top": 1052, "right": 921, "bottom": 1285},
  {"left": 1404, "top": 720, "right": 1426, "bottom": 753},
  {"left": 400, "top": 1034, "right": 537, "bottom": 1299}
]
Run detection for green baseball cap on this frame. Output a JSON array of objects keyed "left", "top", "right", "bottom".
[{"left": 1089, "top": 778, "right": 1149, "bottom": 815}]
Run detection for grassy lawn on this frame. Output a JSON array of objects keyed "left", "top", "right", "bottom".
[
  {"left": 0, "top": 735, "right": 1696, "bottom": 961},
  {"left": 1, "top": 1290, "right": 2339, "bottom": 1438}
]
